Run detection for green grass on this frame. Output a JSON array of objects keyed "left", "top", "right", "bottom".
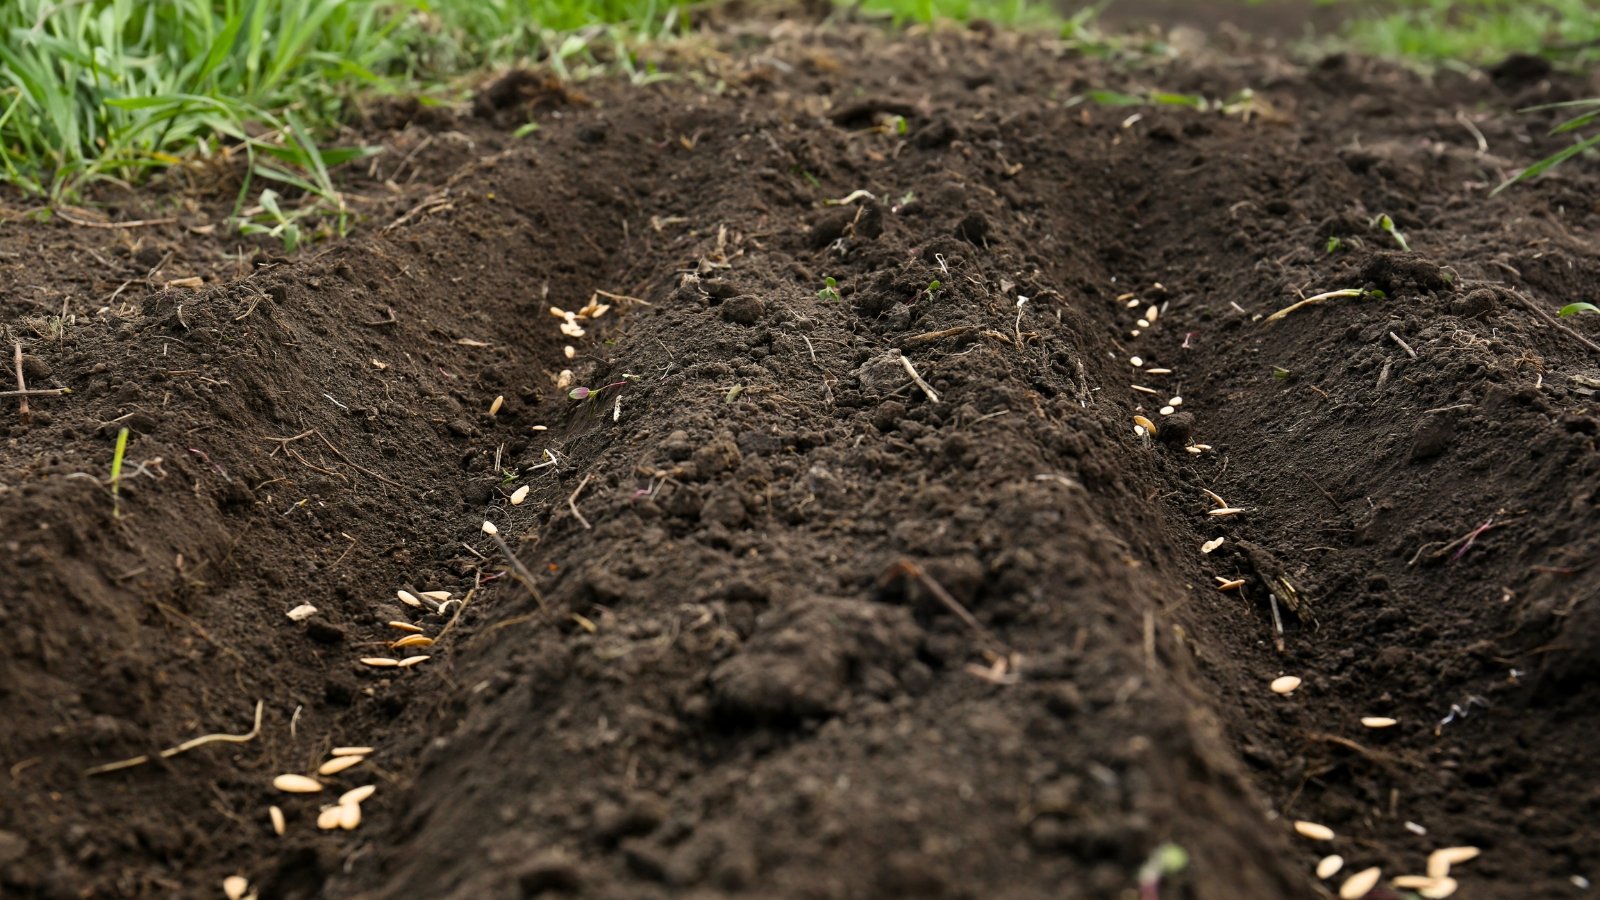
[
  {"left": 1334, "top": 0, "right": 1600, "bottom": 67},
  {"left": 0, "top": 0, "right": 692, "bottom": 212}
]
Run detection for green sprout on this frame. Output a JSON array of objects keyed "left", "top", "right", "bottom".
[
  {"left": 1496, "top": 98, "right": 1600, "bottom": 194},
  {"left": 236, "top": 189, "right": 303, "bottom": 253},
  {"left": 1558, "top": 302, "right": 1599, "bottom": 317},
  {"left": 1272, "top": 366, "right": 1292, "bottom": 380},
  {"left": 1325, "top": 236, "right": 1344, "bottom": 253},
  {"left": 819, "top": 276, "right": 841, "bottom": 302},
  {"left": 922, "top": 279, "right": 943, "bottom": 301},
  {"left": 1372, "top": 214, "right": 1410, "bottom": 252},
  {"left": 1138, "top": 843, "right": 1190, "bottom": 900},
  {"left": 109, "top": 427, "right": 130, "bottom": 519}
]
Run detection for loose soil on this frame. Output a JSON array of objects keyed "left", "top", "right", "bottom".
[{"left": 3, "top": 13, "right": 1598, "bottom": 900}]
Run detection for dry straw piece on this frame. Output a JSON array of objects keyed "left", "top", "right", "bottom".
[
  {"left": 318, "top": 756, "right": 363, "bottom": 776},
  {"left": 272, "top": 774, "right": 322, "bottom": 794},
  {"left": 331, "top": 747, "right": 373, "bottom": 757},
  {"left": 1361, "top": 716, "right": 1399, "bottom": 729},
  {"left": 398, "top": 655, "right": 431, "bottom": 668},
  {"left": 387, "top": 621, "right": 424, "bottom": 633},
  {"left": 269, "top": 806, "right": 285, "bottom": 836},
  {"left": 396, "top": 590, "right": 423, "bottom": 608},
  {"left": 510, "top": 485, "right": 530, "bottom": 505},
  {"left": 360, "top": 658, "right": 400, "bottom": 667},
  {"left": 1209, "top": 507, "right": 1247, "bottom": 517},
  {"left": 224, "top": 875, "right": 249, "bottom": 900},
  {"left": 1293, "top": 819, "right": 1334, "bottom": 840},
  {"left": 340, "top": 785, "right": 376, "bottom": 805},
  {"left": 1317, "top": 855, "right": 1345, "bottom": 879},
  {"left": 317, "top": 805, "right": 343, "bottom": 830},
  {"left": 1339, "top": 867, "right": 1382, "bottom": 899},
  {"left": 1271, "top": 676, "right": 1303, "bottom": 695}
]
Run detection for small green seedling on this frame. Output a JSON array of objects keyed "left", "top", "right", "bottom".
[
  {"left": 889, "top": 115, "right": 909, "bottom": 136},
  {"left": 1559, "top": 302, "right": 1599, "bottom": 317},
  {"left": 921, "top": 279, "right": 943, "bottom": 302},
  {"left": 819, "top": 276, "right": 840, "bottom": 302},
  {"left": 513, "top": 121, "right": 541, "bottom": 139},
  {"left": 1372, "top": 213, "right": 1410, "bottom": 252},
  {"left": 1266, "top": 287, "right": 1386, "bottom": 323},
  {"left": 1325, "top": 236, "right": 1344, "bottom": 253},
  {"left": 1496, "top": 98, "right": 1600, "bottom": 193},
  {"left": 1272, "top": 366, "right": 1292, "bottom": 380},
  {"left": 109, "top": 427, "right": 130, "bottom": 518},
  {"left": 1138, "top": 843, "right": 1190, "bottom": 900},
  {"left": 236, "top": 189, "right": 303, "bottom": 253}
]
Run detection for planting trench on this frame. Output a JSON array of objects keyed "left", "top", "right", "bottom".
[{"left": 2, "top": 20, "right": 1599, "bottom": 900}]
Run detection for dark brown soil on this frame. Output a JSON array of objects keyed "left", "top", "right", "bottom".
[{"left": 3, "top": 15, "right": 1599, "bottom": 900}]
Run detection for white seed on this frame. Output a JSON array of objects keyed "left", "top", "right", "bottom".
[
  {"left": 1393, "top": 876, "right": 1438, "bottom": 889},
  {"left": 1340, "top": 867, "right": 1381, "bottom": 899},
  {"left": 286, "top": 604, "right": 318, "bottom": 622},
  {"left": 489, "top": 395, "right": 504, "bottom": 416},
  {"left": 564, "top": 345, "right": 576, "bottom": 359},
  {"left": 1129, "top": 330, "right": 1141, "bottom": 338},
  {"left": 1185, "top": 446, "right": 1203, "bottom": 454},
  {"left": 556, "top": 369, "right": 574, "bottom": 389},
  {"left": 1159, "top": 406, "right": 1175, "bottom": 416},
  {"left": 398, "top": 655, "right": 430, "bottom": 668},
  {"left": 1209, "top": 507, "right": 1246, "bottom": 517},
  {"left": 1169, "top": 396, "right": 1183, "bottom": 406},
  {"left": 360, "top": 657, "right": 400, "bottom": 667},
  {"left": 340, "top": 784, "right": 376, "bottom": 805},
  {"left": 530, "top": 425, "right": 548, "bottom": 431},
  {"left": 396, "top": 590, "right": 423, "bottom": 608},
  {"left": 318, "top": 756, "right": 363, "bottom": 776},
  {"left": 481, "top": 520, "right": 498, "bottom": 535},
  {"left": 273, "top": 774, "right": 322, "bottom": 794},
  {"left": 1130, "top": 356, "right": 1143, "bottom": 367},
  {"left": 1317, "top": 855, "right": 1344, "bottom": 879},
  {"left": 1201, "top": 538, "right": 1225, "bottom": 554},
  {"left": 1217, "top": 578, "right": 1245, "bottom": 591},
  {"left": 1137, "top": 318, "right": 1151, "bottom": 328},
  {"left": 1405, "top": 821, "right": 1428, "bottom": 835},
  {"left": 339, "top": 801, "right": 362, "bottom": 830},
  {"left": 1292, "top": 819, "right": 1333, "bottom": 840},
  {"left": 331, "top": 747, "right": 373, "bottom": 757},
  {"left": 1427, "top": 847, "right": 1479, "bottom": 878},
  {"left": 224, "top": 875, "right": 249, "bottom": 900},
  {"left": 391, "top": 635, "right": 434, "bottom": 649},
  {"left": 1132, "top": 415, "right": 1157, "bottom": 435},
  {"left": 1420, "top": 877, "right": 1459, "bottom": 899},
  {"left": 1145, "top": 367, "right": 1173, "bottom": 375},
  {"left": 1125, "top": 298, "right": 1141, "bottom": 308},
  {"left": 420, "top": 590, "right": 451, "bottom": 601},
  {"left": 1131, "top": 384, "right": 1161, "bottom": 395},
  {"left": 1274, "top": 677, "right": 1305, "bottom": 696},
  {"left": 387, "top": 621, "right": 424, "bottom": 633},
  {"left": 1361, "top": 717, "right": 1398, "bottom": 729},
  {"left": 317, "top": 805, "right": 343, "bottom": 830},
  {"left": 269, "top": 805, "right": 285, "bottom": 836},
  {"left": 1145, "top": 305, "right": 1159, "bottom": 322},
  {"left": 510, "top": 485, "right": 530, "bottom": 505}
]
